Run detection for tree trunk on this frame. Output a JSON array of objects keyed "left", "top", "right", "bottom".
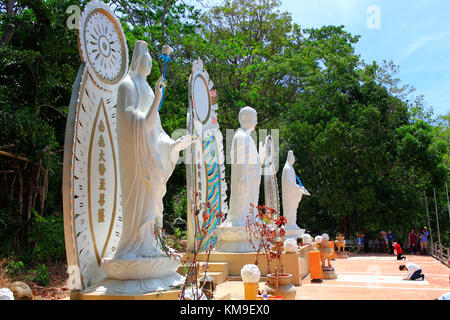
[
  {"left": 0, "top": 23, "right": 15, "bottom": 46},
  {"left": 0, "top": 0, "right": 16, "bottom": 46},
  {"left": 341, "top": 216, "right": 351, "bottom": 238}
]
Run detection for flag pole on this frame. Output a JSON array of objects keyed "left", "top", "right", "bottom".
[
  {"left": 424, "top": 190, "right": 433, "bottom": 245},
  {"left": 446, "top": 181, "right": 450, "bottom": 220},
  {"left": 433, "top": 188, "right": 441, "bottom": 248}
]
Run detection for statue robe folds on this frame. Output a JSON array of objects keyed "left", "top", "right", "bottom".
[
  {"left": 99, "top": 72, "right": 184, "bottom": 294},
  {"left": 114, "top": 77, "right": 177, "bottom": 259}
]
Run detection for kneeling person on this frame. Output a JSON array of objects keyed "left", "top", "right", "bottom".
[
  {"left": 399, "top": 263, "right": 424, "bottom": 281},
  {"left": 393, "top": 241, "right": 406, "bottom": 260}
]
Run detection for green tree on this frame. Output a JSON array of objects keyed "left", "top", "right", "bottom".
[{"left": 0, "top": 0, "right": 81, "bottom": 261}]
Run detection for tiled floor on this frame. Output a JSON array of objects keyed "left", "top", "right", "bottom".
[{"left": 215, "top": 253, "right": 450, "bottom": 300}]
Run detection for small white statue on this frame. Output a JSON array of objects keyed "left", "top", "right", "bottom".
[
  {"left": 100, "top": 41, "right": 194, "bottom": 293},
  {"left": 284, "top": 238, "right": 298, "bottom": 253},
  {"left": 282, "top": 150, "right": 310, "bottom": 240},
  {"left": 301, "top": 234, "right": 312, "bottom": 245},
  {"left": 322, "top": 233, "right": 330, "bottom": 241},
  {"left": 315, "top": 235, "right": 323, "bottom": 244}
]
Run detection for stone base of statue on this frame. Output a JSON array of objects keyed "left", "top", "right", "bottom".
[
  {"left": 71, "top": 286, "right": 182, "bottom": 300},
  {"left": 283, "top": 225, "right": 305, "bottom": 241},
  {"left": 215, "top": 224, "right": 259, "bottom": 253},
  {"left": 91, "top": 256, "right": 185, "bottom": 295},
  {"left": 335, "top": 251, "right": 349, "bottom": 259},
  {"left": 322, "top": 268, "right": 337, "bottom": 280}
]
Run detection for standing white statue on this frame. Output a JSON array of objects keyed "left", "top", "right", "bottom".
[
  {"left": 282, "top": 150, "right": 310, "bottom": 240},
  {"left": 100, "top": 41, "right": 194, "bottom": 294},
  {"left": 215, "top": 106, "right": 266, "bottom": 252},
  {"left": 228, "top": 106, "right": 266, "bottom": 225}
]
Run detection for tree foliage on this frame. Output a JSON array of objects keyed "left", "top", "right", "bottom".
[{"left": 0, "top": 0, "right": 448, "bottom": 265}]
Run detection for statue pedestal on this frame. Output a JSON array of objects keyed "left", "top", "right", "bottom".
[
  {"left": 335, "top": 251, "right": 349, "bottom": 259},
  {"left": 322, "top": 269, "right": 337, "bottom": 280},
  {"left": 102, "top": 256, "right": 181, "bottom": 280},
  {"left": 284, "top": 225, "right": 305, "bottom": 241},
  {"left": 71, "top": 286, "right": 181, "bottom": 300},
  {"left": 97, "top": 256, "right": 185, "bottom": 295},
  {"left": 215, "top": 225, "right": 258, "bottom": 253}
]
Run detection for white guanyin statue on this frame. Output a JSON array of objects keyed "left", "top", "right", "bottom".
[
  {"left": 215, "top": 106, "right": 266, "bottom": 252},
  {"left": 100, "top": 41, "right": 194, "bottom": 294},
  {"left": 281, "top": 150, "right": 310, "bottom": 240}
]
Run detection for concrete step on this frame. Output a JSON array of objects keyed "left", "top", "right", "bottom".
[
  {"left": 227, "top": 275, "right": 268, "bottom": 282},
  {"left": 199, "top": 271, "right": 227, "bottom": 285},
  {"left": 177, "top": 261, "right": 229, "bottom": 277},
  {"left": 204, "top": 262, "right": 229, "bottom": 274}
]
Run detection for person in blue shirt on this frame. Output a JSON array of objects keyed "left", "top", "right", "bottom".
[
  {"left": 420, "top": 228, "right": 429, "bottom": 255},
  {"left": 356, "top": 233, "right": 362, "bottom": 253},
  {"left": 387, "top": 230, "right": 395, "bottom": 254}
]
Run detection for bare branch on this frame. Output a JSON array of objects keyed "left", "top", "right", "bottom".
[{"left": 0, "top": 150, "right": 30, "bottom": 162}]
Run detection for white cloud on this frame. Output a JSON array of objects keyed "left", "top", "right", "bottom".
[{"left": 397, "top": 31, "right": 450, "bottom": 63}]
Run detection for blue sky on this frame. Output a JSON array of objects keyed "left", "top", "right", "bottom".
[
  {"left": 194, "top": 0, "right": 450, "bottom": 116},
  {"left": 279, "top": 0, "right": 450, "bottom": 116}
]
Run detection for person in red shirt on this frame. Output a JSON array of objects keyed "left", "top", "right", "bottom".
[
  {"left": 408, "top": 229, "right": 417, "bottom": 254},
  {"left": 393, "top": 241, "right": 406, "bottom": 260}
]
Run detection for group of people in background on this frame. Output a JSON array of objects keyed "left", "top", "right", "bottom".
[
  {"left": 355, "top": 228, "right": 370, "bottom": 253},
  {"left": 408, "top": 227, "right": 430, "bottom": 255},
  {"left": 355, "top": 227, "right": 430, "bottom": 256}
]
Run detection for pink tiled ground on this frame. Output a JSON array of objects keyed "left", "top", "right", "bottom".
[{"left": 215, "top": 253, "right": 450, "bottom": 300}]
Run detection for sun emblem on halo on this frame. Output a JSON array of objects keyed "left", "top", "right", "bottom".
[{"left": 83, "top": 10, "right": 125, "bottom": 84}]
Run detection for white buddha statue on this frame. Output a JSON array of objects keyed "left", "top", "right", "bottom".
[
  {"left": 281, "top": 150, "right": 309, "bottom": 240},
  {"left": 100, "top": 40, "right": 194, "bottom": 294},
  {"left": 228, "top": 106, "right": 266, "bottom": 225},
  {"left": 215, "top": 106, "right": 266, "bottom": 252}
]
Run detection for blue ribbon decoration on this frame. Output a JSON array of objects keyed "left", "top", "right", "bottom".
[
  {"left": 296, "top": 175, "right": 303, "bottom": 187},
  {"left": 158, "top": 54, "right": 171, "bottom": 111}
]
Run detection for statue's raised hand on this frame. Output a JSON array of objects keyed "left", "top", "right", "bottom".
[
  {"left": 169, "top": 134, "right": 196, "bottom": 165},
  {"left": 154, "top": 76, "right": 166, "bottom": 99},
  {"left": 174, "top": 134, "right": 196, "bottom": 152}
]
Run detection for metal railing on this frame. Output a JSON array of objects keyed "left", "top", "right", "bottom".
[{"left": 430, "top": 242, "right": 450, "bottom": 267}]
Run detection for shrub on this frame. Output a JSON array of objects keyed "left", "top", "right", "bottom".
[{"left": 26, "top": 263, "right": 50, "bottom": 286}]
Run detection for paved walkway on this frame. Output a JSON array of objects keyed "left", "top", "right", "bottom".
[{"left": 215, "top": 254, "right": 450, "bottom": 300}]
